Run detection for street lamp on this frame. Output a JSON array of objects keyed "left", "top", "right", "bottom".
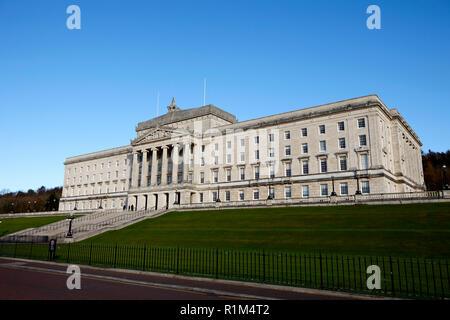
[
  {"left": 330, "top": 176, "right": 337, "bottom": 196},
  {"left": 216, "top": 185, "right": 221, "bottom": 202},
  {"left": 443, "top": 165, "right": 448, "bottom": 190},
  {"left": 66, "top": 212, "right": 74, "bottom": 238},
  {"left": 354, "top": 170, "right": 362, "bottom": 195}
]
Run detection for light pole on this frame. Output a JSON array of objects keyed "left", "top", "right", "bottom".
[
  {"left": 216, "top": 185, "right": 221, "bottom": 202},
  {"left": 66, "top": 212, "right": 74, "bottom": 238},
  {"left": 443, "top": 165, "right": 448, "bottom": 190},
  {"left": 354, "top": 170, "right": 362, "bottom": 195},
  {"left": 331, "top": 176, "right": 337, "bottom": 196}
]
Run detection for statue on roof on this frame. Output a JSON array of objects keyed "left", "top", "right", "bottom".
[{"left": 167, "top": 97, "right": 180, "bottom": 112}]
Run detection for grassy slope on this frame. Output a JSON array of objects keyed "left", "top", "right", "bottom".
[
  {"left": 0, "top": 215, "right": 79, "bottom": 237},
  {"left": 83, "top": 203, "right": 450, "bottom": 258}
]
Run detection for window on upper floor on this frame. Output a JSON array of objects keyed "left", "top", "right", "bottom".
[
  {"left": 358, "top": 118, "right": 366, "bottom": 128},
  {"left": 338, "top": 121, "right": 345, "bottom": 131},
  {"left": 319, "top": 125, "right": 326, "bottom": 134}
]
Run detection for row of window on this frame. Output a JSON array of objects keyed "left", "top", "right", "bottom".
[
  {"left": 67, "top": 169, "right": 128, "bottom": 185},
  {"left": 68, "top": 159, "right": 128, "bottom": 177},
  {"left": 199, "top": 154, "right": 369, "bottom": 183},
  {"left": 201, "top": 136, "right": 368, "bottom": 167},
  {"left": 203, "top": 181, "right": 370, "bottom": 202}
]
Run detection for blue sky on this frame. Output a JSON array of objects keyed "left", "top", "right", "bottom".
[{"left": 0, "top": 0, "right": 449, "bottom": 192}]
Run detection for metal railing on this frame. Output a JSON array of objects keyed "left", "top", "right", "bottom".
[{"left": 0, "top": 243, "right": 448, "bottom": 299}]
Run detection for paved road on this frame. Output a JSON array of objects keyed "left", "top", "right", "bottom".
[{"left": 0, "top": 257, "right": 364, "bottom": 300}]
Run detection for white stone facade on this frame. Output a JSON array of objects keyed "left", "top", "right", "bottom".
[{"left": 59, "top": 95, "right": 425, "bottom": 211}]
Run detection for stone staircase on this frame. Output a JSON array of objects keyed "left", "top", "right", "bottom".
[{"left": 0, "top": 208, "right": 168, "bottom": 243}]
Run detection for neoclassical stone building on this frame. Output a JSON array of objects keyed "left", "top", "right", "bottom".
[{"left": 59, "top": 95, "right": 425, "bottom": 211}]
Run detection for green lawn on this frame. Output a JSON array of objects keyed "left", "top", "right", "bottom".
[
  {"left": 83, "top": 202, "right": 450, "bottom": 258},
  {"left": 0, "top": 215, "right": 77, "bottom": 237}
]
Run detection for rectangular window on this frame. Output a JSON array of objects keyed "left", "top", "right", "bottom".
[
  {"left": 213, "top": 171, "right": 218, "bottom": 183},
  {"left": 200, "top": 193, "right": 203, "bottom": 203},
  {"left": 362, "top": 181, "right": 370, "bottom": 194},
  {"left": 320, "top": 158, "right": 327, "bottom": 173},
  {"left": 339, "top": 156, "right": 347, "bottom": 171},
  {"left": 321, "top": 184, "right": 328, "bottom": 196},
  {"left": 239, "top": 190, "right": 244, "bottom": 201},
  {"left": 202, "top": 145, "right": 205, "bottom": 152},
  {"left": 285, "top": 186, "right": 292, "bottom": 198},
  {"left": 226, "top": 169, "right": 231, "bottom": 182},
  {"left": 240, "top": 139, "right": 245, "bottom": 147},
  {"left": 212, "top": 192, "right": 217, "bottom": 202},
  {"left": 215, "top": 143, "right": 219, "bottom": 151},
  {"left": 269, "top": 133, "right": 274, "bottom": 142},
  {"left": 302, "top": 160, "right": 309, "bottom": 175},
  {"left": 240, "top": 167, "right": 245, "bottom": 180},
  {"left": 254, "top": 166, "right": 260, "bottom": 179},
  {"left": 302, "top": 143, "right": 308, "bottom": 154},
  {"left": 225, "top": 191, "right": 230, "bottom": 201},
  {"left": 255, "top": 136, "right": 259, "bottom": 144},
  {"left": 358, "top": 118, "right": 366, "bottom": 128},
  {"left": 285, "top": 145, "right": 291, "bottom": 156},
  {"left": 255, "top": 150, "right": 260, "bottom": 161},
  {"left": 285, "top": 131, "right": 291, "bottom": 140},
  {"left": 270, "top": 164, "right": 275, "bottom": 178},
  {"left": 301, "top": 128, "right": 307, "bottom": 137},
  {"left": 269, "top": 148, "right": 275, "bottom": 157},
  {"left": 338, "top": 121, "right": 345, "bottom": 131},
  {"left": 201, "top": 157, "right": 205, "bottom": 166},
  {"left": 361, "top": 154, "right": 369, "bottom": 169},
  {"left": 340, "top": 183, "right": 349, "bottom": 195},
  {"left": 226, "top": 154, "right": 231, "bottom": 164},
  {"left": 359, "top": 135, "right": 367, "bottom": 147},
  {"left": 302, "top": 185, "right": 310, "bottom": 198},
  {"left": 240, "top": 152, "right": 245, "bottom": 162},
  {"left": 339, "top": 138, "right": 346, "bottom": 149},
  {"left": 227, "top": 141, "right": 232, "bottom": 149},
  {"left": 214, "top": 156, "right": 219, "bottom": 166},
  {"left": 320, "top": 141, "right": 327, "bottom": 152},
  {"left": 200, "top": 172, "right": 205, "bottom": 184},
  {"left": 285, "top": 162, "right": 291, "bottom": 177},
  {"left": 253, "top": 189, "right": 259, "bottom": 200},
  {"left": 319, "top": 125, "right": 325, "bottom": 134},
  {"left": 269, "top": 187, "right": 275, "bottom": 199}
]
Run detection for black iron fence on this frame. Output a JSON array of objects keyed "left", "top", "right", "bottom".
[{"left": 0, "top": 242, "right": 448, "bottom": 299}]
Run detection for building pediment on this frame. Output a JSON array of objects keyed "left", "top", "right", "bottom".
[{"left": 131, "top": 126, "right": 189, "bottom": 146}]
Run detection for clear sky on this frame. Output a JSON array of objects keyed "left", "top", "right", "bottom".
[{"left": 0, "top": 0, "right": 449, "bottom": 192}]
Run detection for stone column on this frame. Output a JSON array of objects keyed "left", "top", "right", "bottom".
[
  {"left": 183, "top": 142, "right": 190, "bottom": 182},
  {"left": 192, "top": 143, "right": 200, "bottom": 184},
  {"left": 150, "top": 148, "right": 158, "bottom": 186},
  {"left": 141, "top": 149, "right": 149, "bottom": 187},
  {"left": 131, "top": 151, "right": 139, "bottom": 188},
  {"left": 172, "top": 143, "right": 179, "bottom": 184},
  {"left": 161, "top": 146, "right": 169, "bottom": 185}
]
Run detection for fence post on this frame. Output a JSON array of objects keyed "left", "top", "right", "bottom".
[
  {"left": 113, "top": 244, "right": 118, "bottom": 268},
  {"left": 142, "top": 245, "right": 147, "bottom": 271},
  {"left": 262, "top": 249, "right": 265, "bottom": 282},
  {"left": 215, "top": 248, "right": 219, "bottom": 279},
  {"left": 66, "top": 242, "right": 71, "bottom": 263},
  {"left": 88, "top": 242, "right": 93, "bottom": 265},
  {"left": 29, "top": 241, "right": 33, "bottom": 259},
  {"left": 176, "top": 247, "right": 180, "bottom": 274},
  {"left": 319, "top": 252, "right": 323, "bottom": 289},
  {"left": 389, "top": 256, "right": 395, "bottom": 296}
]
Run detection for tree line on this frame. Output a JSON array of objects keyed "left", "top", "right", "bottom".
[
  {"left": 0, "top": 186, "right": 61, "bottom": 214},
  {"left": 0, "top": 150, "right": 448, "bottom": 214}
]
